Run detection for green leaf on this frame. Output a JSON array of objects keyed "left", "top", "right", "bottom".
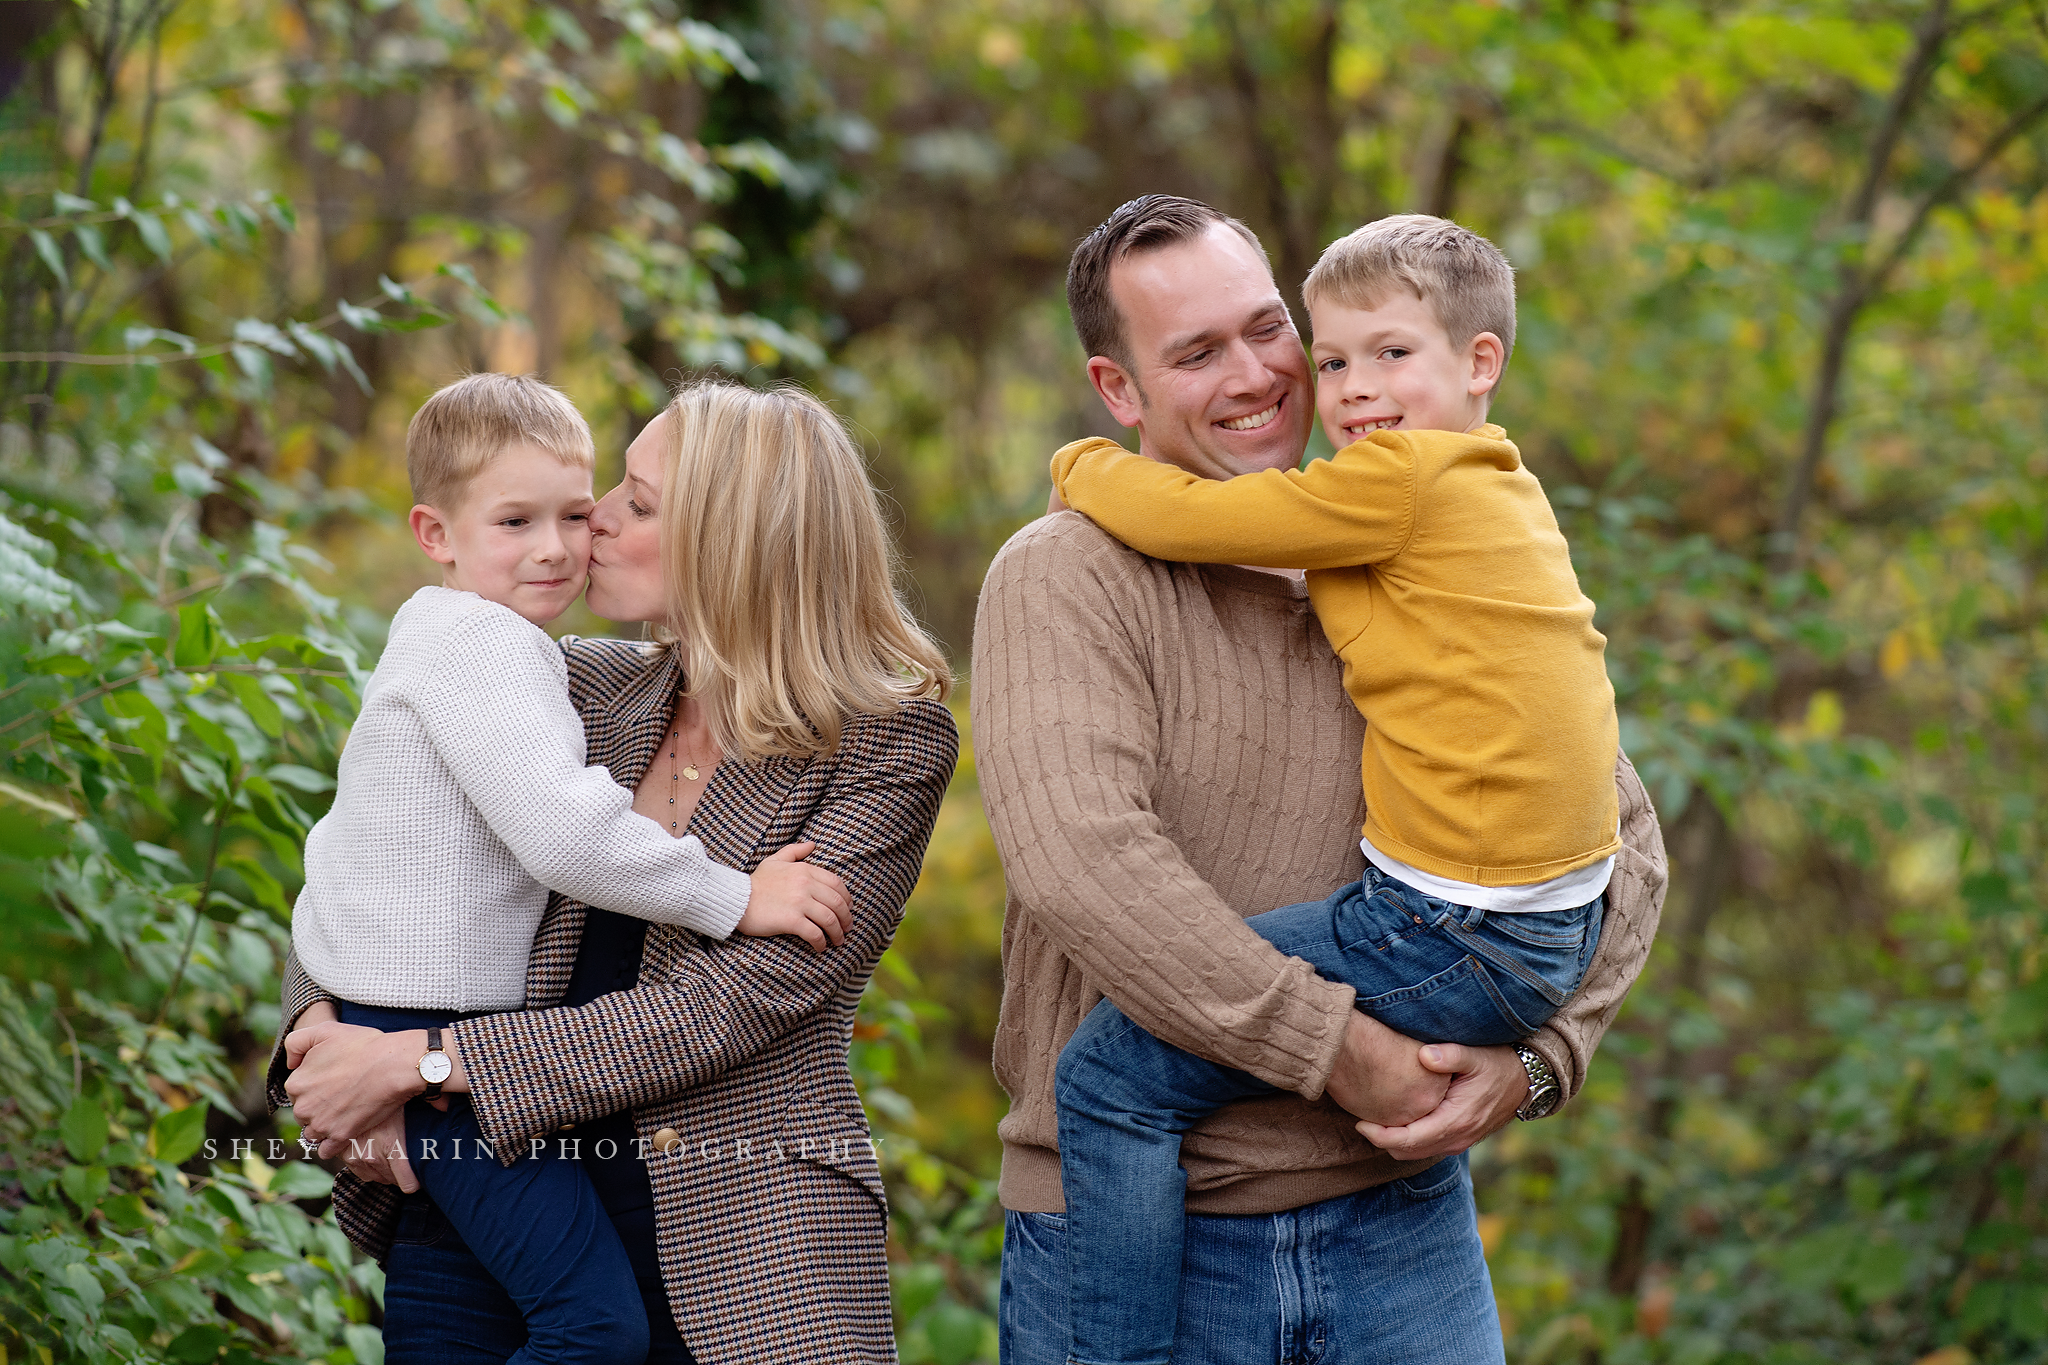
[
  {"left": 167, "top": 1325, "right": 230, "bottom": 1363},
  {"left": 150, "top": 1103, "right": 209, "bottom": 1165},
  {"left": 343, "top": 1323, "right": 386, "bottom": 1365},
  {"left": 73, "top": 222, "right": 110, "bottom": 271},
  {"left": 222, "top": 673, "right": 284, "bottom": 737},
  {"left": 58, "top": 1259, "right": 104, "bottom": 1315},
  {"left": 175, "top": 603, "right": 223, "bottom": 667},
  {"left": 132, "top": 210, "right": 173, "bottom": 262},
  {"left": 181, "top": 709, "right": 238, "bottom": 760},
  {"left": 28, "top": 229, "right": 68, "bottom": 288},
  {"left": 265, "top": 1161, "right": 334, "bottom": 1200},
  {"left": 59, "top": 1163, "right": 110, "bottom": 1213},
  {"left": 0, "top": 800, "right": 71, "bottom": 860},
  {"left": 98, "top": 1192, "right": 151, "bottom": 1231},
  {"left": 264, "top": 764, "right": 335, "bottom": 794},
  {"left": 59, "top": 1095, "right": 108, "bottom": 1163},
  {"left": 923, "top": 1301, "right": 990, "bottom": 1365}
]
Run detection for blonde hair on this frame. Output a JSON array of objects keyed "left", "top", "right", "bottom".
[
  {"left": 1303, "top": 215, "right": 1517, "bottom": 366},
  {"left": 656, "top": 379, "right": 953, "bottom": 760},
  {"left": 407, "top": 373, "right": 595, "bottom": 510}
]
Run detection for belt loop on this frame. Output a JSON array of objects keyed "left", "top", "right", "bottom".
[{"left": 1461, "top": 902, "right": 1487, "bottom": 930}]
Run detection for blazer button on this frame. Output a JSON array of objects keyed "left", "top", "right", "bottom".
[{"left": 651, "top": 1127, "right": 682, "bottom": 1153}]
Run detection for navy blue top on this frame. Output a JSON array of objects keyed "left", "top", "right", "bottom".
[{"left": 557, "top": 908, "right": 691, "bottom": 1357}]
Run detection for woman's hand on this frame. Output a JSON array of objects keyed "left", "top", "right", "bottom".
[
  {"left": 737, "top": 841, "right": 853, "bottom": 951},
  {"left": 322, "top": 1108, "right": 421, "bottom": 1192},
  {"left": 285, "top": 1022, "right": 459, "bottom": 1143}
]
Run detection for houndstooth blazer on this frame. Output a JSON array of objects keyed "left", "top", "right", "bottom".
[{"left": 270, "top": 635, "right": 959, "bottom": 1365}]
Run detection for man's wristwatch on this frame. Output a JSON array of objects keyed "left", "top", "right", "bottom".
[
  {"left": 417, "top": 1027, "right": 452, "bottom": 1100},
  {"left": 1513, "top": 1043, "right": 1561, "bottom": 1121}
]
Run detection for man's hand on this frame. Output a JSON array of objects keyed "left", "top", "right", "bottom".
[
  {"left": 1322, "top": 1012, "right": 1450, "bottom": 1127},
  {"left": 322, "top": 1108, "right": 420, "bottom": 1193},
  {"left": 1355, "top": 1042, "right": 1528, "bottom": 1162}
]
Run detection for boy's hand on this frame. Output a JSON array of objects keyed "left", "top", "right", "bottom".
[{"left": 739, "top": 841, "right": 852, "bottom": 952}]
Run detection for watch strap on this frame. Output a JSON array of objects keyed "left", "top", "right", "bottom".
[
  {"left": 1514, "top": 1042, "right": 1561, "bottom": 1122},
  {"left": 420, "top": 1026, "right": 445, "bottom": 1101}
]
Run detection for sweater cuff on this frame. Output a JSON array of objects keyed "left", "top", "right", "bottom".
[
  {"left": 1289, "top": 982, "right": 1360, "bottom": 1102},
  {"left": 686, "top": 860, "right": 752, "bottom": 940}
]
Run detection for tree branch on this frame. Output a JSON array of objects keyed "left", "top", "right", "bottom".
[{"left": 1771, "top": 0, "right": 1958, "bottom": 568}]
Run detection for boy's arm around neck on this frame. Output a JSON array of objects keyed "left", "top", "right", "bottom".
[{"left": 1049, "top": 434, "right": 1417, "bottom": 570}]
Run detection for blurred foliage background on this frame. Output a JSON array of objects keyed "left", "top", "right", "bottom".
[{"left": 3, "top": 0, "right": 2047, "bottom": 1361}]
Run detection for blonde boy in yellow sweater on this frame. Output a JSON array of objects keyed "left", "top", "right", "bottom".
[{"left": 1047, "top": 215, "right": 1619, "bottom": 1365}]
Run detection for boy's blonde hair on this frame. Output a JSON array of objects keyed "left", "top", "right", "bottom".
[
  {"left": 656, "top": 379, "right": 952, "bottom": 761},
  {"left": 406, "top": 373, "right": 595, "bottom": 510},
  {"left": 1303, "top": 214, "right": 1517, "bottom": 366}
]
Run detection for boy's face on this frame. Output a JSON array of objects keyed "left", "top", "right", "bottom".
[
  {"left": 1308, "top": 291, "right": 1503, "bottom": 447},
  {"left": 408, "top": 444, "right": 595, "bottom": 626}
]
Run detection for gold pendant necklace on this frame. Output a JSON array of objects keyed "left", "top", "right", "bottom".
[{"left": 666, "top": 725, "right": 702, "bottom": 832}]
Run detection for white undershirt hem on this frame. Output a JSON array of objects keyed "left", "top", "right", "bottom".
[{"left": 1358, "top": 833, "right": 1615, "bottom": 914}]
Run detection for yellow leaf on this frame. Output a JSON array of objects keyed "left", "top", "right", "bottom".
[
  {"left": 1914, "top": 1349, "right": 1972, "bottom": 1365},
  {"left": 1476, "top": 1213, "right": 1506, "bottom": 1255},
  {"left": 1804, "top": 689, "right": 1844, "bottom": 740},
  {"left": 1880, "top": 630, "right": 1912, "bottom": 679}
]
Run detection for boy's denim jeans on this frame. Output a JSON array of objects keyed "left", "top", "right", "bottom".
[
  {"left": 1000, "top": 1156, "right": 1505, "bottom": 1365},
  {"left": 335, "top": 1002, "right": 651, "bottom": 1365},
  {"left": 1053, "top": 866, "right": 1603, "bottom": 1365}
]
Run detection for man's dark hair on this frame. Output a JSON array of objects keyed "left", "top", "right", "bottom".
[{"left": 1066, "top": 195, "right": 1271, "bottom": 372}]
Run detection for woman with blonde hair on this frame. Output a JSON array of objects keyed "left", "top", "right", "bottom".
[{"left": 276, "top": 378, "right": 958, "bottom": 1365}]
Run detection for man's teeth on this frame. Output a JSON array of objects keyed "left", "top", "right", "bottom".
[{"left": 1219, "top": 403, "right": 1280, "bottom": 432}]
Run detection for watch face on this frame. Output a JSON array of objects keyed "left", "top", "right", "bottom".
[{"left": 419, "top": 1051, "right": 453, "bottom": 1085}]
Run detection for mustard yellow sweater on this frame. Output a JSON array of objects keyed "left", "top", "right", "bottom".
[{"left": 1050, "top": 425, "right": 1620, "bottom": 887}]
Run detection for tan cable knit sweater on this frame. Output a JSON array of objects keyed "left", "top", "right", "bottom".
[{"left": 972, "top": 513, "right": 1667, "bottom": 1215}]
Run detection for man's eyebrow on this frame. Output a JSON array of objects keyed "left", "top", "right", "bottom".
[{"left": 1157, "top": 301, "right": 1289, "bottom": 360}]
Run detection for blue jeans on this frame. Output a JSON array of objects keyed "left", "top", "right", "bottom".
[
  {"left": 382, "top": 1193, "right": 696, "bottom": 1365},
  {"left": 1000, "top": 1158, "right": 1504, "bottom": 1365},
  {"left": 336, "top": 1002, "right": 650, "bottom": 1365},
  {"left": 1053, "top": 867, "right": 1602, "bottom": 1365}
]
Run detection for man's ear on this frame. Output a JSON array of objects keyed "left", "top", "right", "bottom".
[
  {"left": 1086, "top": 355, "right": 1145, "bottom": 430},
  {"left": 409, "top": 505, "right": 459, "bottom": 566},
  {"left": 1467, "top": 332, "right": 1506, "bottom": 399}
]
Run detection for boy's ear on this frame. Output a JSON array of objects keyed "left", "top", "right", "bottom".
[
  {"left": 1467, "top": 332, "right": 1506, "bottom": 399},
  {"left": 1086, "top": 355, "right": 1145, "bottom": 431},
  {"left": 409, "top": 504, "right": 459, "bottom": 566}
]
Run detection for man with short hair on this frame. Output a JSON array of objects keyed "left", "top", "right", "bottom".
[{"left": 971, "top": 195, "right": 1668, "bottom": 1363}]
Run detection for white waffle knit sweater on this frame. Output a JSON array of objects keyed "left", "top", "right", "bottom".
[{"left": 291, "top": 586, "right": 753, "bottom": 1012}]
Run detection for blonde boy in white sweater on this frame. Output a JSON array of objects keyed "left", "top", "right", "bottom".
[{"left": 289, "top": 373, "right": 848, "bottom": 1365}]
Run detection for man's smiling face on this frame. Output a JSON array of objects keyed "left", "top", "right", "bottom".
[{"left": 1088, "top": 222, "right": 1312, "bottom": 480}]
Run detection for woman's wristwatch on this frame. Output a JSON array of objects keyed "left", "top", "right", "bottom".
[
  {"left": 417, "top": 1027, "right": 452, "bottom": 1100},
  {"left": 1513, "top": 1043, "right": 1562, "bottom": 1121}
]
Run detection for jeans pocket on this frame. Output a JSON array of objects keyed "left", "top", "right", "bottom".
[
  {"left": 1453, "top": 898, "right": 1604, "bottom": 1015},
  {"left": 1483, "top": 901, "right": 1594, "bottom": 951},
  {"left": 392, "top": 1191, "right": 450, "bottom": 1247},
  {"left": 1392, "top": 1155, "right": 1466, "bottom": 1202}
]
